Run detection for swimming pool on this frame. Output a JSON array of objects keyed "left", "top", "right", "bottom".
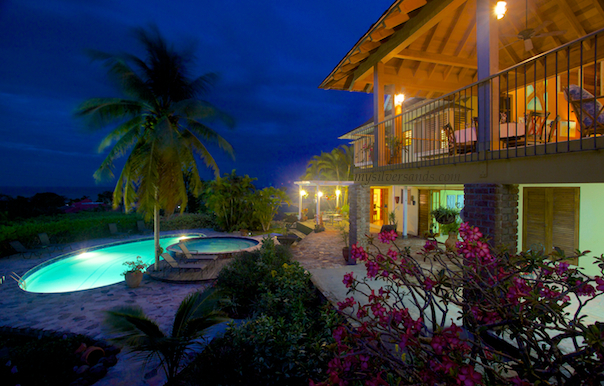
[
  {"left": 21, "top": 234, "right": 202, "bottom": 294},
  {"left": 166, "top": 236, "right": 260, "bottom": 258}
]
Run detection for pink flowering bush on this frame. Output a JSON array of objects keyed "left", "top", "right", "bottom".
[{"left": 312, "top": 223, "right": 604, "bottom": 385}]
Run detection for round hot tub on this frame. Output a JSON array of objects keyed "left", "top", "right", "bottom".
[{"left": 166, "top": 236, "right": 260, "bottom": 258}]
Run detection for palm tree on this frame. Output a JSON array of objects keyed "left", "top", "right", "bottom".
[
  {"left": 76, "top": 27, "right": 234, "bottom": 269},
  {"left": 301, "top": 145, "right": 353, "bottom": 206},
  {"left": 104, "top": 287, "right": 229, "bottom": 382}
]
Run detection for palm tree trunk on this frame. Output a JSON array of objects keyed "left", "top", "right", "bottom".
[{"left": 154, "top": 200, "right": 160, "bottom": 270}]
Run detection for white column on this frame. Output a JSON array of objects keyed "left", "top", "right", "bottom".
[
  {"left": 298, "top": 186, "right": 303, "bottom": 220},
  {"left": 316, "top": 185, "right": 320, "bottom": 226},
  {"left": 402, "top": 187, "right": 408, "bottom": 237},
  {"left": 390, "top": 185, "right": 396, "bottom": 228}
]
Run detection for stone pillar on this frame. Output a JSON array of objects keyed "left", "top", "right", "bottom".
[
  {"left": 463, "top": 184, "right": 519, "bottom": 253},
  {"left": 349, "top": 183, "right": 370, "bottom": 249}
]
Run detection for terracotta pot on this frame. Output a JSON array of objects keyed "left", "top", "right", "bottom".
[
  {"left": 125, "top": 271, "right": 143, "bottom": 288},
  {"left": 81, "top": 346, "right": 105, "bottom": 365},
  {"left": 445, "top": 232, "right": 458, "bottom": 251},
  {"left": 240, "top": 229, "right": 250, "bottom": 236}
]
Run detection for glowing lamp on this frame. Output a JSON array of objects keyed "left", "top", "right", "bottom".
[
  {"left": 300, "top": 189, "right": 307, "bottom": 197},
  {"left": 495, "top": 1, "right": 507, "bottom": 19},
  {"left": 394, "top": 94, "right": 405, "bottom": 107},
  {"left": 336, "top": 189, "right": 341, "bottom": 196},
  {"left": 318, "top": 191, "right": 323, "bottom": 198}
]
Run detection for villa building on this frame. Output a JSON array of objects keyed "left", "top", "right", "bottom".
[{"left": 320, "top": 0, "right": 604, "bottom": 275}]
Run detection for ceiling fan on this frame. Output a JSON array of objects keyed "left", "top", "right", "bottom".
[{"left": 501, "top": 0, "right": 565, "bottom": 51}]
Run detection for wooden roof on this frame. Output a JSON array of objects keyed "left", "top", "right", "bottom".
[{"left": 319, "top": 0, "right": 604, "bottom": 98}]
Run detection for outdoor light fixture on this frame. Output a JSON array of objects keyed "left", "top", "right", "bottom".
[
  {"left": 335, "top": 189, "right": 341, "bottom": 196},
  {"left": 318, "top": 191, "right": 323, "bottom": 198},
  {"left": 495, "top": 1, "right": 507, "bottom": 19},
  {"left": 394, "top": 93, "right": 405, "bottom": 107},
  {"left": 300, "top": 189, "right": 307, "bottom": 197}
]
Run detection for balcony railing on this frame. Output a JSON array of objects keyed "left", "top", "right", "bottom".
[{"left": 350, "top": 28, "right": 604, "bottom": 170}]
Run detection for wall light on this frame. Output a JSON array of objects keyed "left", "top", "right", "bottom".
[
  {"left": 394, "top": 93, "right": 405, "bottom": 107},
  {"left": 495, "top": 1, "right": 507, "bottom": 19},
  {"left": 300, "top": 189, "right": 307, "bottom": 197},
  {"left": 318, "top": 191, "right": 323, "bottom": 198}
]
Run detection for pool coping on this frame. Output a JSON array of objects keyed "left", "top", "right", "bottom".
[{"left": 165, "top": 235, "right": 261, "bottom": 259}]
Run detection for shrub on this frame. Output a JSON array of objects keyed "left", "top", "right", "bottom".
[
  {"left": 314, "top": 224, "right": 604, "bottom": 385},
  {"left": 160, "top": 212, "right": 218, "bottom": 231},
  {"left": 214, "top": 237, "right": 292, "bottom": 317}
]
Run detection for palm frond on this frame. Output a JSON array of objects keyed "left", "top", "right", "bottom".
[
  {"left": 75, "top": 98, "right": 144, "bottom": 130},
  {"left": 97, "top": 116, "right": 142, "bottom": 153},
  {"left": 185, "top": 120, "right": 234, "bottom": 158},
  {"left": 181, "top": 131, "right": 220, "bottom": 177}
]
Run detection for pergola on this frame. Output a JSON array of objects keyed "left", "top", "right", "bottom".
[{"left": 294, "top": 180, "right": 356, "bottom": 225}]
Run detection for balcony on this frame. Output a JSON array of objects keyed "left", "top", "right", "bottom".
[{"left": 345, "top": 28, "right": 604, "bottom": 172}]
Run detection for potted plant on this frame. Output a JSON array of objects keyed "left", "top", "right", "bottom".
[
  {"left": 441, "top": 219, "right": 461, "bottom": 250},
  {"left": 337, "top": 221, "right": 354, "bottom": 265},
  {"left": 430, "top": 206, "right": 460, "bottom": 225},
  {"left": 123, "top": 256, "right": 147, "bottom": 288}
]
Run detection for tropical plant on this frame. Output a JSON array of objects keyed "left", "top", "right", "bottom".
[
  {"left": 314, "top": 225, "right": 604, "bottom": 385},
  {"left": 301, "top": 145, "right": 353, "bottom": 206},
  {"left": 253, "top": 187, "right": 291, "bottom": 232},
  {"left": 204, "top": 170, "right": 256, "bottom": 232},
  {"left": 104, "top": 287, "right": 228, "bottom": 382},
  {"left": 430, "top": 206, "right": 460, "bottom": 224},
  {"left": 75, "top": 26, "right": 234, "bottom": 269}
]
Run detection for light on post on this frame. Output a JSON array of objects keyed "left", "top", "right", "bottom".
[
  {"left": 300, "top": 189, "right": 307, "bottom": 197},
  {"left": 495, "top": 1, "right": 507, "bottom": 19},
  {"left": 318, "top": 191, "right": 323, "bottom": 198}
]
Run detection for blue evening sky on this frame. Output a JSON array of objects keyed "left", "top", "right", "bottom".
[{"left": 0, "top": 0, "right": 392, "bottom": 191}]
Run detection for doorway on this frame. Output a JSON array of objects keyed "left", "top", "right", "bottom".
[{"left": 370, "top": 188, "right": 389, "bottom": 226}]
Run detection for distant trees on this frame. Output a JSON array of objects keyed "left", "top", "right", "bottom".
[
  {"left": 204, "top": 170, "right": 290, "bottom": 232},
  {"left": 0, "top": 193, "right": 66, "bottom": 220},
  {"left": 76, "top": 26, "right": 234, "bottom": 269},
  {"left": 301, "top": 145, "right": 353, "bottom": 208}
]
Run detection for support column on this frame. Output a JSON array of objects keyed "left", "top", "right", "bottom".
[
  {"left": 476, "top": 0, "right": 500, "bottom": 151},
  {"left": 402, "top": 186, "right": 408, "bottom": 237},
  {"left": 463, "top": 183, "right": 519, "bottom": 253},
  {"left": 298, "top": 186, "right": 303, "bottom": 220},
  {"left": 349, "top": 184, "right": 370, "bottom": 249},
  {"left": 315, "top": 185, "right": 320, "bottom": 226},
  {"left": 373, "top": 62, "right": 386, "bottom": 166}
]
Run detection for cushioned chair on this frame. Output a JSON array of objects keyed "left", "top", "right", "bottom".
[
  {"left": 9, "top": 241, "right": 45, "bottom": 258},
  {"left": 564, "top": 85, "right": 604, "bottom": 137},
  {"left": 524, "top": 111, "right": 550, "bottom": 144},
  {"left": 38, "top": 232, "right": 72, "bottom": 252},
  {"left": 443, "top": 123, "right": 475, "bottom": 155}
]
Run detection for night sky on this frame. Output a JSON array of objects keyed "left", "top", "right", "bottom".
[{"left": 0, "top": 0, "right": 392, "bottom": 192}]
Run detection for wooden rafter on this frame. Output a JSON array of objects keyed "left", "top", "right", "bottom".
[
  {"left": 382, "top": 73, "right": 467, "bottom": 93},
  {"left": 349, "top": 0, "right": 469, "bottom": 90},
  {"left": 526, "top": 0, "right": 564, "bottom": 48},
  {"left": 438, "top": 1, "right": 467, "bottom": 54},
  {"left": 555, "top": 0, "right": 591, "bottom": 50},
  {"left": 453, "top": 14, "right": 475, "bottom": 56},
  {"left": 393, "top": 48, "right": 477, "bottom": 69}
]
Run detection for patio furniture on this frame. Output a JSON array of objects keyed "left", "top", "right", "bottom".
[
  {"left": 443, "top": 123, "right": 476, "bottom": 155},
  {"left": 161, "top": 253, "right": 206, "bottom": 272},
  {"left": 564, "top": 85, "right": 604, "bottom": 137},
  {"left": 9, "top": 241, "right": 45, "bottom": 258},
  {"left": 136, "top": 220, "right": 151, "bottom": 234},
  {"left": 38, "top": 232, "right": 72, "bottom": 252},
  {"left": 179, "top": 242, "right": 218, "bottom": 261},
  {"left": 108, "top": 223, "right": 128, "bottom": 238}
]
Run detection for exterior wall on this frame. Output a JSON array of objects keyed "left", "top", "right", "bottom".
[
  {"left": 518, "top": 182, "right": 604, "bottom": 276},
  {"left": 349, "top": 184, "right": 370, "bottom": 249},
  {"left": 463, "top": 184, "right": 519, "bottom": 252}
]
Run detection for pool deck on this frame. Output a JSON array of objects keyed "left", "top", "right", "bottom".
[{"left": 2, "top": 227, "right": 603, "bottom": 385}]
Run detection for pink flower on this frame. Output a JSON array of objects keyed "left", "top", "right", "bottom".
[
  {"left": 595, "top": 276, "right": 604, "bottom": 291},
  {"left": 342, "top": 272, "right": 354, "bottom": 288},
  {"left": 575, "top": 280, "right": 596, "bottom": 297},
  {"left": 424, "top": 240, "right": 437, "bottom": 251},
  {"left": 424, "top": 277, "right": 437, "bottom": 291},
  {"left": 457, "top": 365, "right": 482, "bottom": 386},
  {"left": 350, "top": 243, "right": 368, "bottom": 262},
  {"left": 387, "top": 248, "right": 398, "bottom": 261},
  {"left": 378, "top": 230, "right": 397, "bottom": 244},
  {"left": 337, "top": 297, "right": 356, "bottom": 311},
  {"left": 556, "top": 261, "right": 570, "bottom": 275},
  {"left": 366, "top": 261, "right": 379, "bottom": 278}
]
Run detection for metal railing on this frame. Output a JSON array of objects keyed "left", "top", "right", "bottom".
[{"left": 350, "top": 28, "right": 604, "bottom": 171}]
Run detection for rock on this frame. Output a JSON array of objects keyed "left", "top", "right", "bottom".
[
  {"left": 89, "top": 363, "right": 107, "bottom": 379},
  {"left": 98, "top": 354, "right": 118, "bottom": 367},
  {"left": 104, "top": 346, "right": 121, "bottom": 356},
  {"left": 75, "top": 365, "right": 89, "bottom": 374}
]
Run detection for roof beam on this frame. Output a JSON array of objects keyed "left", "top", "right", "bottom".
[
  {"left": 349, "top": 0, "right": 469, "bottom": 90},
  {"left": 555, "top": 0, "right": 591, "bottom": 50},
  {"left": 382, "top": 73, "right": 468, "bottom": 93},
  {"left": 393, "top": 48, "right": 477, "bottom": 69}
]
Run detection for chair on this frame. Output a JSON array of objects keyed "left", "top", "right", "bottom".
[
  {"left": 179, "top": 242, "right": 218, "bottom": 261},
  {"left": 564, "top": 85, "right": 604, "bottom": 137},
  {"left": 522, "top": 111, "right": 550, "bottom": 144},
  {"left": 38, "top": 232, "right": 72, "bottom": 253},
  {"left": 9, "top": 241, "right": 45, "bottom": 258},
  {"left": 161, "top": 253, "right": 206, "bottom": 272},
  {"left": 137, "top": 220, "right": 152, "bottom": 234},
  {"left": 443, "top": 123, "right": 475, "bottom": 155},
  {"left": 108, "top": 223, "right": 128, "bottom": 238}
]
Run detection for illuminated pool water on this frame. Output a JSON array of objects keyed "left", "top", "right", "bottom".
[
  {"left": 167, "top": 236, "right": 259, "bottom": 257},
  {"left": 21, "top": 234, "right": 202, "bottom": 294}
]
